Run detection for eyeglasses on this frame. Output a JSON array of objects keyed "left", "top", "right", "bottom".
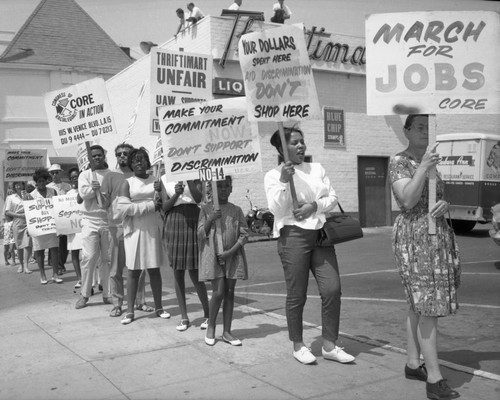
[{"left": 116, "top": 152, "right": 129, "bottom": 157}]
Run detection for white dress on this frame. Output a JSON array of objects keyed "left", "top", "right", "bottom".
[{"left": 123, "top": 175, "right": 164, "bottom": 270}]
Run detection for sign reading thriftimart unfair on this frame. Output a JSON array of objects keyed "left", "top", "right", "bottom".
[
  {"left": 158, "top": 97, "right": 261, "bottom": 182},
  {"left": 43, "top": 78, "right": 117, "bottom": 147},
  {"left": 365, "top": 11, "right": 500, "bottom": 115},
  {"left": 238, "top": 24, "right": 321, "bottom": 122},
  {"left": 150, "top": 49, "right": 213, "bottom": 134}
]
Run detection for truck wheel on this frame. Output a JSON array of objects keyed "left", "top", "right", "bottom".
[{"left": 450, "top": 220, "right": 476, "bottom": 233}]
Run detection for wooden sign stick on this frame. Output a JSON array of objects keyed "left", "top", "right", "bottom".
[
  {"left": 428, "top": 115, "right": 437, "bottom": 235},
  {"left": 278, "top": 122, "right": 299, "bottom": 210},
  {"left": 210, "top": 180, "right": 224, "bottom": 260},
  {"left": 85, "top": 141, "right": 103, "bottom": 207}
]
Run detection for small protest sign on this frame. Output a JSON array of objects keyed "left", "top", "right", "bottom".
[
  {"left": 53, "top": 194, "right": 83, "bottom": 235},
  {"left": 238, "top": 24, "right": 321, "bottom": 122},
  {"left": 4, "top": 150, "right": 47, "bottom": 181},
  {"left": 158, "top": 97, "right": 261, "bottom": 181},
  {"left": 24, "top": 197, "right": 56, "bottom": 237},
  {"left": 76, "top": 143, "right": 89, "bottom": 171},
  {"left": 43, "top": 77, "right": 117, "bottom": 148},
  {"left": 150, "top": 49, "right": 213, "bottom": 134},
  {"left": 366, "top": 11, "right": 500, "bottom": 115}
]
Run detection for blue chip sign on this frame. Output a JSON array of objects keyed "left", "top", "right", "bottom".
[{"left": 213, "top": 77, "right": 245, "bottom": 96}]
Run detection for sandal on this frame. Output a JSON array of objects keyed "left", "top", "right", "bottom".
[
  {"left": 200, "top": 318, "right": 209, "bottom": 330},
  {"left": 176, "top": 319, "right": 190, "bottom": 331},
  {"left": 155, "top": 309, "right": 171, "bottom": 319},
  {"left": 135, "top": 303, "right": 154, "bottom": 312},
  {"left": 110, "top": 306, "right": 122, "bottom": 317},
  {"left": 121, "top": 313, "right": 134, "bottom": 325}
]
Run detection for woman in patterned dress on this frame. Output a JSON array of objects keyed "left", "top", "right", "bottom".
[{"left": 389, "top": 114, "right": 460, "bottom": 400}]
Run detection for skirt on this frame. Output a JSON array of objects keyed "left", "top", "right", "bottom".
[{"left": 164, "top": 204, "right": 199, "bottom": 270}]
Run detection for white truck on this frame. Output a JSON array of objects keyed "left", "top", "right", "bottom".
[{"left": 436, "top": 133, "right": 500, "bottom": 233}]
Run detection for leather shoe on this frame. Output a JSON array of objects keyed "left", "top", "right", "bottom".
[
  {"left": 75, "top": 296, "right": 89, "bottom": 309},
  {"left": 405, "top": 363, "right": 428, "bottom": 381},
  {"left": 293, "top": 346, "right": 316, "bottom": 364},
  {"left": 426, "top": 379, "right": 460, "bottom": 399},
  {"left": 205, "top": 334, "right": 215, "bottom": 346},
  {"left": 222, "top": 335, "right": 242, "bottom": 346},
  {"left": 322, "top": 346, "right": 355, "bottom": 363}
]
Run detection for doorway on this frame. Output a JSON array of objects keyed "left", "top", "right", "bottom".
[{"left": 357, "top": 156, "right": 391, "bottom": 227}]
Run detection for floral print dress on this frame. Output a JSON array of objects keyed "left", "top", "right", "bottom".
[{"left": 389, "top": 151, "right": 461, "bottom": 317}]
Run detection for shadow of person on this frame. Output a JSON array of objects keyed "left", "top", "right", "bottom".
[{"left": 229, "top": 322, "right": 289, "bottom": 341}]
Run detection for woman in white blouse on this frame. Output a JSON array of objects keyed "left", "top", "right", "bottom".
[{"left": 264, "top": 126, "right": 354, "bottom": 365}]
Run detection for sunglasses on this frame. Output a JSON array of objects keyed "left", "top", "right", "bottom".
[{"left": 116, "top": 152, "right": 129, "bottom": 157}]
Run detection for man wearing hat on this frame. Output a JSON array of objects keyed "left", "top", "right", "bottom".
[{"left": 48, "top": 163, "right": 72, "bottom": 274}]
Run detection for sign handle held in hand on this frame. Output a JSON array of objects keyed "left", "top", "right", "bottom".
[
  {"left": 210, "top": 180, "right": 224, "bottom": 262},
  {"left": 428, "top": 115, "right": 437, "bottom": 235},
  {"left": 85, "top": 141, "right": 103, "bottom": 207},
  {"left": 278, "top": 122, "right": 299, "bottom": 210}
]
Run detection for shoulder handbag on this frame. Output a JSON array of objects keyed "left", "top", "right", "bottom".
[{"left": 317, "top": 203, "right": 363, "bottom": 246}]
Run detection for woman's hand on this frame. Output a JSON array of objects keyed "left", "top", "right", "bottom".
[
  {"left": 279, "top": 161, "right": 295, "bottom": 183},
  {"left": 420, "top": 143, "right": 441, "bottom": 172},
  {"left": 293, "top": 202, "right": 317, "bottom": 221},
  {"left": 153, "top": 180, "right": 162, "bottom": 192},
  {"left": 174, "top": 182, "right": 184, "bottom": 195},
  {"left": 430, "top": 199, "right": 449, "bottom": 218},
  {"left": 217, "top": 251, "right": 231, "bottom": 265}
]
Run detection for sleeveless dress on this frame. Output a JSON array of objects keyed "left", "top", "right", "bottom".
[
  {"left": 389, "top": 151, "right": 461, "bottom": 317},
  {"left": 124, "top": 175, "right": 164, "bottom": 270}
]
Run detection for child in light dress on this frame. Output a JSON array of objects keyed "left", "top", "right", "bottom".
[{"left": 198, "top": 176, "right": 249, "bottom": 346}]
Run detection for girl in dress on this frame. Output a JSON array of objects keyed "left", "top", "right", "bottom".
[
  {"left": 117, "top": 148, "right": 170, "bottom": 324},
  {"left": 198, "top": 176, "right": 249, "bottom": 346}
]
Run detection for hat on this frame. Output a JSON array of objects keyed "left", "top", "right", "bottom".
[{"left": 48, "top": 164, "right": 62, "bottom": 172}]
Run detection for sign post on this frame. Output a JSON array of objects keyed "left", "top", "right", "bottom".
[
  {"left": 366, "top": 11, "right": 500, "bottom": 234},
  {"left": 238, "top": 24, "right": 322, "bottom": 209}
]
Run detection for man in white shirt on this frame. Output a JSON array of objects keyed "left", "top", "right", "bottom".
[
  {"left": 228, "top": 0, "right": 242, "bottom": 10},
  {"left": 75, "top": 145, "right": 112, "bottom": 309},
  {"left": 186, "top": 2, "right": 205, "bottom": 23},
  {"left": 272, "top": 0, "right": 292, "bottom": 23}
]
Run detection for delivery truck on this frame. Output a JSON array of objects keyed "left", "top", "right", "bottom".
[{"left": 436, "top": 133, "right": 500, "bottom": 233}]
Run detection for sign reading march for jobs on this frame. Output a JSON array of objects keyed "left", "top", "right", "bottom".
[
  {"left": 43, "top": 78, "right": 117, "bottom": 147},
  {"left": 158, "top": 97, "right": 261, "bottom": 182},
  {"left": 150, "top": 49, "right": 213, "bottom": 134},
  {"left": 238, "top": 25, "right": 321, "bottom": 122},
  {"left": 366, "top": 11, "right": 500, "bottom": 115}
]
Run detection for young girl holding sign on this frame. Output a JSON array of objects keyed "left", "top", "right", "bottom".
[{"left": 198, "top": 176, "right": 249, "bottom": 346}]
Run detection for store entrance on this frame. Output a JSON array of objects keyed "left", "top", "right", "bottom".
[{"left": 357, "top": 156, "right": 391, "bottom": 227}]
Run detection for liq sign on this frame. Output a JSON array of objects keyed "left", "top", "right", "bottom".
[{"left": 366, "top": 11, "right": 499, "bottom": 115}]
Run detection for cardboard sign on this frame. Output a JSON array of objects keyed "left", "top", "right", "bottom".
[
  {"left": 76, "top": 143, "right": 89, "bottom": 171},
  {"left": 152, "top": 135, "right": 163, "bottom": 166},
  {"left": 366, "top": 11, "right": 500, "bottom": 115},
  {"left": 158, "top": 97, "right": 261, "bottom": 181},
  {"left": 52, "top": 194, "right": 83, "bottom": 235},
  {"left": 150, "top": 49, "right": 213, "bottom": 134},
  {"left": 4, "top": 150, "right": 47, "bottom": 181},
  {"left": 43, "top": 77, "right": 117, "bottom": 147},
  {"left": 238, "top": 24, "right": 321, "bottom": 122},
  {"left": 24, "top": 197, "right": 56, "bottom": 237}
]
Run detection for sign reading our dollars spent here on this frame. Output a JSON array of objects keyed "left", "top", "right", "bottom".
[
  {"left": 43, "top": 77, "right": 117, "bottom": 148},
  {"left": 365, "top": 11, "right": 500, "bottom": 115},
  {"left": 238, "top": 25, "right": 321, "bottom": 122}
]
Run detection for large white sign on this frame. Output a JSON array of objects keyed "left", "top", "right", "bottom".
[
  {"left": 24, "top": 198, "right": 56, "bottom": 237},
  {"left": 366, "top": 11, "right": 500, "bottom": 115},
  {"left": 150, "top": 49, "right": 213, "bottom": 134},
  {"left": 158, "top": 97, "right": 261, "bottom": 181},
  {"left": 4, "top": 150, "right": 47, "bottom": 181},
  {"left": 53, "top": 194, "right": 83, "bottom": 235},
  {"left": 43, "top": 78, "right": 117, "bottom": 147},
  {"left": 238, "top": 24, "right": 321, "bottom": 122}
]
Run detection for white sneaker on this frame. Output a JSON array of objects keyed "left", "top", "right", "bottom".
[
  {"left": 293, "top": 346, "right": 317, "bottom": 364},
  {"left": 322, "top": 346, "right": 355, "bottom": 363}
]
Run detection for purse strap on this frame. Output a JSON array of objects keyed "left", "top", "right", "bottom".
[{"left": 337, "top": 202, "right": 345, "bottom": 214}]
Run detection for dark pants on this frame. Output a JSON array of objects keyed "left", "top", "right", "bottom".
[
  {"left": 277, "top": 225, "right": 341, "bottom": 343},
  {"left": 58, "top": 235, "right": 68, "bottom": 269}
]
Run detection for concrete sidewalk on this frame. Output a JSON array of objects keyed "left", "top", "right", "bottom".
[{"left": 0, "top": 263, "right": 497, "bottom": 400}]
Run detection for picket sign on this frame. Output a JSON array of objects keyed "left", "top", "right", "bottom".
[{"left": 428, "top": 115, "right": 437, "bottom": 234}]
